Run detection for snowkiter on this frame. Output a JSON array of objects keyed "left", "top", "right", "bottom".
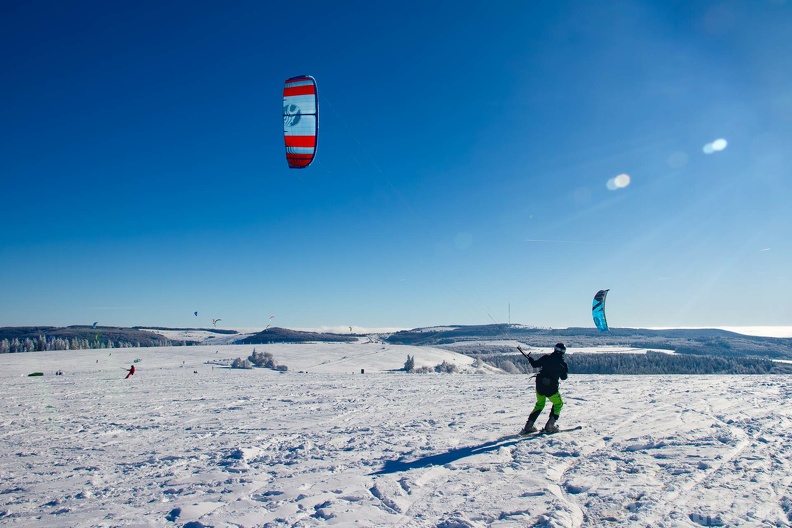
[
  {"left": 520, "top": 343, "right": 568, "bottom": 434},
  {"left": 124, "top": 364, "right": 135, "bottom": 379}
]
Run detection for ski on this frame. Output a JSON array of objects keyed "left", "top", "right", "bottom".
[
  {"left": 495, "top": 425, "right": 583, "bottom": 442},
  {"left": 518, "top": 425, "right": 583, "bottom": 437}
]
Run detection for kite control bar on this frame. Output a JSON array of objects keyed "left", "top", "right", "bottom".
[{"left": 517, "top": 345, "right": 532, "bottom": 360}]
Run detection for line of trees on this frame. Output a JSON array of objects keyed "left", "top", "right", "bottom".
[
  {"left": 482, "top": 352, "right": 792, "bottom": 375},
  {"left": 0, "top": 336, "right": 169, "bottom": 353}
]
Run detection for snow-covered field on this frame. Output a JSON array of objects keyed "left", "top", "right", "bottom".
[{"left": 2, "top": 343, "right": 791, "bottom": 527}]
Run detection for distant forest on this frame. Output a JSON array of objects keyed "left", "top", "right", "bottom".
[
  {"left": 483, "top": 352, "right": 792, "bottom": 375},
  {"left": 0, "top": 327, "right": 171, "bottom": 353},
  {"left": 0, "top": 336, "right": 171, "bottom": 353},
  {"left": 0, "top": 326, "right": 355, "bottom": 353}
]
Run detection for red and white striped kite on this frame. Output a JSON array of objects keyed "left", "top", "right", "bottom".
[{"left": 282, "top": 75, "right": 318, "bottom": 169}]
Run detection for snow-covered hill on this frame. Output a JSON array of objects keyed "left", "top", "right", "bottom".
[
  {"left": 141, "top": 328, "right": 260, "bottom": 346},
  {"left": 1, "top": 344, "right": 790, "bottom": 527}
]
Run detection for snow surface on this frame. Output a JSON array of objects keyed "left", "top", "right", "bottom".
[{"left": 2, "top": 343, "right": 792, "bottom": 527}]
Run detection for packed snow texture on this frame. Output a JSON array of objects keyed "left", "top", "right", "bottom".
[{"left": 1, "top": 343, "right": 791, "bottom": 527}]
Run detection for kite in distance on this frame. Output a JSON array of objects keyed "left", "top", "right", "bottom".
[
  {"left": 283, "top": 75, "right": 318, "bottom": 169},
  {"left": 194, "top": 312, "right": 198, "bottom": 317},
  {"left": 592, "top": 289, "right": 610, "bottom": 332},
  {"left": 212, "top": 319, "right": 221, "bottom": 328},
  {"left": 92, "top": 322, "right": 98, "bottom": 329}
]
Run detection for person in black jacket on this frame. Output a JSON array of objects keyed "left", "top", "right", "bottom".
[{"left": 520, "top": 343, "right": 569, "bottom": 434}]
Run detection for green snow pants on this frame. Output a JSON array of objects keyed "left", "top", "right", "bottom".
[{"left": 529, "top": 392, "right": 563, "bottom": 421}]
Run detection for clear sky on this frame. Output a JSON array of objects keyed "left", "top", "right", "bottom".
[{"left": 2, "top": 0, "right": 791, "bottom": 331}]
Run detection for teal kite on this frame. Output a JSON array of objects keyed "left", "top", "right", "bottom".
[{"left": 592, "top": 289, "right": 609, "bottom": 331}]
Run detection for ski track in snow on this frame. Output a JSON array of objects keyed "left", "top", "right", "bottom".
[{"left": 1, "top": 344, "right": 791, "bottom": 527}]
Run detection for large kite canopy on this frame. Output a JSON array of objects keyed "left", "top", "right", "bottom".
[
  {"left": 283, "top": 75, "right": 318, "bottom": 169},
  {"left": 592, "top": 289, "right": 610, "bottom": 331}
]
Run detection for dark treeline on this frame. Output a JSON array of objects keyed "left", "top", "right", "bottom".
[{"left": 483, "top": 352, "right": 792, "bottom": 375}]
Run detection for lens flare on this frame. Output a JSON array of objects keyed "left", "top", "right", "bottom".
[
  {"left": 606, "top": 173, "right": 631, "bottom": 191},
  {"left": 703, "top": 138, "right": 728, "bottom": 154}
]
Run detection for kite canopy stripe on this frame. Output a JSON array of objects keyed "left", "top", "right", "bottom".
[
  {"left": 285, "top": 136, "right": 316, "bottom": 148},
  {"left": 283, "top": 75, "right": 318, "bottom": 169},
  {"left": 592, "top": 289, "right": 610, "bottom": 332}
]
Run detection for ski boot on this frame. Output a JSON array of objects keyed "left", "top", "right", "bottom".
[
  {"left": 544, "top": 415, "right": 559, "bottom": 434},
  {"left": 518, "top": 420, "right": 537, "bottom": 435}
]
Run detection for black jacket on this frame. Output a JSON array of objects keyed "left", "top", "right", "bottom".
[{"left": 528, "top": 350, "right": 568, "bottom": 396}]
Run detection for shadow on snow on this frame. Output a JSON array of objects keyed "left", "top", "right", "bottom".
[{"left": 371, "top": 435, "right": 536, "bottom": 475}]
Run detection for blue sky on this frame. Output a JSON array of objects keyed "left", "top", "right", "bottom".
[{"left": 2, "top": 0, "right": 791, "bottom": 331}]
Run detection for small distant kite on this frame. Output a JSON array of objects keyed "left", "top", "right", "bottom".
[
  {"left": 592, "top": 289, "right": 610, "bottom": 332},
  {"left": 212, "top": 319, "right": 221, "bottom": 327},
  {"left": 283, "top": 75, "right": 318, "bottom": 169},
  {"left": 194, "top": 311, "right": 198, "bottom": 317},
  {"left": 92, "top": 322, "right": 98, "bottom": 329}
]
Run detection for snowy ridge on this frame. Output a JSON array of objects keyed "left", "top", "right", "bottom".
[
  {"left": 1, "top": 344, "right": 791, "bottom": 526},
  {"left": 439, "top": 340, "right": 677, "bottom": 355}
]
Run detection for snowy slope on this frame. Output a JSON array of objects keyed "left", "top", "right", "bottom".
[
  {"left": 141, "top": 329, "right": 260, "bottom": 346},
  {"left": 1, "top": 344, "right": 791, "bottom": 527}
]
